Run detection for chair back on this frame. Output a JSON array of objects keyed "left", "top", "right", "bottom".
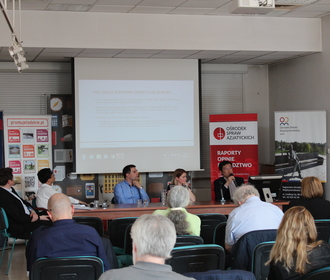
[
  {"left": 166, "top": 244, "right": 226, "bottom": 274},
  {"left": 183, "top": 269, "right": 257, "bottom": 280},
  {"left": 197, "top": 214, "right": 227, "bottom": 244},
  {"left": 175, "top": 235, "right": 204, "bottom": 247},
  {"left": 314, "top": 219, "right": 330, "bottom": 243},
  {"left": 302, "top": 266, "right": 330, "bottom": 280},
  {"left": 108, "top": 217, "right": 137, "bottom": 254},
  {"left": 73, "top": 216, "right": 104, "bottom": 237},
  {"left": 251, "top": 241, "right": 275, "bottom": 280},
  {"left": 0, "top": 208, "right": 10, "bottom": 237},
  {"left": 213, "top": 222, "right": 227, "bottom": 249},
  {"left": 124, "top": 224, "right": 133, "bottom": 255},
  {"left": 231, "top": 229, "right": 277, "bottom": 271},
  {"left": 30, "top": 256, "right": 104, "bottom": 280}
]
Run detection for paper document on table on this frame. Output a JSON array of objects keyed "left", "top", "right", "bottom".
[{"left": 74, "top": 205, "right": 94, "bottom": 210}]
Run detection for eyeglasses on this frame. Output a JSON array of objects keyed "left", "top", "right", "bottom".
[{"left": 222, "top": 167, "right": 232, "bottom": 171}]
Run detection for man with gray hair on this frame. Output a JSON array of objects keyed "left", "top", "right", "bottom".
[
  {"left": 98, "top": 214, "right": 194, "bottom": 280},
  {"left": 225, "top": 184, "right": 283, "bottom": 252}
]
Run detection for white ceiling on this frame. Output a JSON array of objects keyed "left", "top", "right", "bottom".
[{"left": 1, "top": 0, "right": 329, "bottom": 65}]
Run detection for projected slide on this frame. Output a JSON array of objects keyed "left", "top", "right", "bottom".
[
  {"left": 74, "top": 58, "right": 200, "bottom": 174},
  {"left": 79, "top": 80, "right": 194, "bottom": 148}
]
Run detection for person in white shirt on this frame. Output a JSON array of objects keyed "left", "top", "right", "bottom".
[
  {"left": 225, "top": 184, "right": 283, "bottom": 252},
  {"left": 36, "top": 168, "right": 87, "bottom": 209}
]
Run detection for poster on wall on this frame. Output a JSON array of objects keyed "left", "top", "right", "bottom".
[
  {"left": 3, "top": 115, "right": 52, "bottom": 200},
  {"left": 209, "top": 113, "right": 259, "bottom": 200},
  {"left": 274, "top": 111, "right": 327, "bottom": 199}
]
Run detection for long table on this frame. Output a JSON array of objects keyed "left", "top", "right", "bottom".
[{"left": 74, "top": 200, "right": 289, "bottom": 221}]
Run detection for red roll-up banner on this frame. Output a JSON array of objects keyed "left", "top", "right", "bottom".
[{"left": 209, "top": 113, "right": 259, "bottom": 200}]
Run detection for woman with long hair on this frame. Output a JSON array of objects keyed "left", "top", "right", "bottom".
[
  {"left": 288, "top": 176, "right": 330, "bottom": 219},
  {"left": 153, "top": 186, "right": 201, "bottom": 235},
  {"left": 168, "top": 168, "right": 196, "bottom": 202},
  {"left": 267, "top": 206, "right": 330, "bottom": 279}
]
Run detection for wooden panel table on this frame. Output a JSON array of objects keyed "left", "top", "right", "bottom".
[{"left": 74, "top": 200, "right": 289, "bottom": 221}]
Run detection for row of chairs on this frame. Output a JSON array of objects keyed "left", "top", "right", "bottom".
[
  {"left": 2, "top": 207, "right": 330, "bottom": 279},
  {"left": 108, "top": 213, "right": 228, "bottom": 254}
]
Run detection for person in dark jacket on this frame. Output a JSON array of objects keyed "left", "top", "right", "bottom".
[
  {"left": 214, "top": 161, "right": 244, "bottom": 201},
  {"left": 0, "top": 167, "right": 49, "bottom": 239},
  {"left": 287, "top": 176, "right": 330, "bottom": 219}
]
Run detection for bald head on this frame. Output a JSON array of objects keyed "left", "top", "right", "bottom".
[{"left": 47, "top": 193, "right": 74, "bottom": 221}]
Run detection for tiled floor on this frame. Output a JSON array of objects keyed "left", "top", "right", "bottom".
[{"left": 0, "top": 241, "right": 28, "bottom": 280}]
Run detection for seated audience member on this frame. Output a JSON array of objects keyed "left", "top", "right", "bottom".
[
  {"left": 225, "top": 184, "right": 283, "bottom": 252},
  {"left": 153, "top": 186, "right": 201, "bottom": 236},
  {"left": 26, "top": 193, "right": 111, "bottom": 272},
  {"left": 287, "top": 176, "right": 330, "bottom": 219},
  {"left": 114, "top": 164, "right": 149, "bottom": 204},
  {"left": 98, "top": 214, "right": 195, "bottom": 280},
  {"left": 36, "top": 168, "right": 87, "bottom": 209},
  {"left": 0, "top": 167, "right": 50, "bottom": 239},
  {"left": 214, "top": 161, "right": 244, "bottom": 201},
  {"left": 267, "top": 206, "right": 330, "bottom": 280},
  {"left": 168, "top": 168, "right": 196, "bottom": 202}
]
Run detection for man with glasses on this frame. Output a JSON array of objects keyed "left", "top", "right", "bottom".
[{"left": 214, "top": 161, "right": 244, "bottom": 201}]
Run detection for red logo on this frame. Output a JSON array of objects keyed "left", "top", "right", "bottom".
[
  {"left": 213, "top": 127, "right": 225, "bottom": 140},
  {"left": 279, "top": 117, "right": 289, "bottom": 125}
]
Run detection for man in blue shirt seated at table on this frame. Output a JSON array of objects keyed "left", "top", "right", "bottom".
[
  {"left": 26, "top": 193, "right": 111, "bottom": 272},
  {"left": 113, "top": 164, "right": 149, "bottom": 204}
]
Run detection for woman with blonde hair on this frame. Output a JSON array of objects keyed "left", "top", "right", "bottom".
[
  {"left": 267, "top": 206, "right": 330, "bottom": 279},
  {"left": 288, "top": 176, "right": 330, "bottom": 219},
  {"left": 168, "top": 168, "right": 196, "bottom": 202},
  {"left": 153, "top": 186, "right": 201, "bottom": 236}
]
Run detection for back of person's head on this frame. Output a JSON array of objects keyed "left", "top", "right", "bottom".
[
  {"left": 37, "top": 168, "right": 53, "bottom": 183},
  {"left": 0, "top": 167, "right": 13, "bottom": 186},
  {"left": 218, "top": 161, "right": 232, "bottom": 172},
  {"left": 171, "top": 168, "right": 186, "bottom": 185},
  {"left": 166, "top": 186, "right": 191, "bottom": 235},
  {"left": 232, "top": 184, "right": 259, "bottom": 205},
  {"left": 268, "top": 206, "right": 320, "bottom": 274},
  {"left": 122, "top": 164, "right": 135, "bottom": 178},
  {"left": 47, "top": 193, "right": 73, "bottom": 221},
  {"left": 167, "top": 185, "right": 190, "bottom": 208},
  {"left": 131, "top": 214, "right": 176, "bottom": 260},
  {"left": 301, "top": 176, "right": 323, "bottom": 198}
]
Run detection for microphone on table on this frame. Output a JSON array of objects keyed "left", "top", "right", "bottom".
[{"left": 230, "top": 173, "right": 238, "bottom": 187}]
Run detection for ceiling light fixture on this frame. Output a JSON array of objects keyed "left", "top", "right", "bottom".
[{"left": 0, "top": 0, "right": 29, "bottom": 72}]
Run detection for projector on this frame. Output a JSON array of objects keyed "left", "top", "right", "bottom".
[{"left": 229, "top": 0, "right": 275, "bottom": 14}]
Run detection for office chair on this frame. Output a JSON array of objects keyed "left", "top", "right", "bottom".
[
  {"left": 251, "top": 241, "right": 275, "bottom": 280},
  {"left": 302, "top": 266, "right": 330, "bottom": 280},
  {"left": 30, "top": 256, "right": 104, "bottom": 280},
  {"left": 213, "top": 222, "right": 231, "bottom": 269},
  {"left": 175, "top": 235, "right": 204, "bottom": 247},
  {"left": 73, "top": 216, "right": 104, "bottom": 237},
  {"left": 231, "top": 229, "right": 277, "bottom": 271},
  {"left": 108, "top": 217, "right": 137, "bottom": 255},
  {"left": 197, "top": 213, "right": 227, "bottom": 244},
  {"left": 213, "top": 222, "right": 227, "bottom": 248},
  {"left": 166, "top": 244, "right": 226, "bottom": 274},
  {"left": 109, "top": 217, "right": 137, "bottom": 267},
  {"left": 0, "top": 207, "right": 27, "bottom": 275},
  {"left": 314, "top": 219, "right": 330, "bottom": 243}
]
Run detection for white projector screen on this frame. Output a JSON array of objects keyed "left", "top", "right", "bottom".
[{"left": 74, "top": 58, "right": 201, "bottom": 174}]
